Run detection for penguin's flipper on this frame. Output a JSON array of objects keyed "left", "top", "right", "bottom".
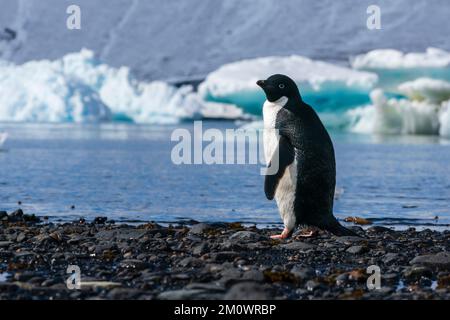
[{"left": 264, "top": 135, "right": 295, "bottom": 200}]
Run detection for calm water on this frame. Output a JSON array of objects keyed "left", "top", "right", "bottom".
[{"left": 0, "top": 122, "right": 449, "bottom": 230}]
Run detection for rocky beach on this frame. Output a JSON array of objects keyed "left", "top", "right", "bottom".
[{"left": 0, "top": 209, "right": 449, "bottom": 300}]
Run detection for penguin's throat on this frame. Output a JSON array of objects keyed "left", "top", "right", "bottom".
[
  {"left": 265, "top": 96, "right": 288, "bottom": 108},
  {"left": 263, "top": 96, "right": 288, "bottom": 129}
]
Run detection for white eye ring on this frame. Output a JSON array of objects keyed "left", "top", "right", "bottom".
[{"left": 279, "top": 84, "right": 285, "bottom": 89}]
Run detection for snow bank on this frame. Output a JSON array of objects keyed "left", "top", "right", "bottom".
[
  {"left": 199, "top": 55, "right": 378, "bottom": 115},
  {"left": 0, "top": 49, "right": 241, "bottom": 123}
]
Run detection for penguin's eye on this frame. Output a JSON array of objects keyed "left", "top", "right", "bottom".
[{"left": 278, "top": 84, "right": 285, "bottom": 89}]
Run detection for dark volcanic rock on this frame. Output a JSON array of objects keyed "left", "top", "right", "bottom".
[
  {"left": 224, "top": 282, "right": 270, "bottom": 300},
  {"left": 0, "top": 211, "right": 7, "bottom": 220},
  {"left": 403, "top": 266, "right": 433, "bottom": 282},
  {"left": 367, "top": 226, "right": 395, "bottom": 234},
  {"left": 242, "top": 269, "right": 265, "bottom": 282},
  {"left": 189, "top": 223, "right": 214, "bottom": 235},
  {"left": 382, "top": 253, "right": 400, "bottom": 265},
  {"left": 0, "top": 219, "right": 448, "bottom": 300},
  {"left": 410, "top": 252, "right": 450, "bottom": 270},
  {"left": 278, "top": 241, "right": 316, "bottom": 251},
  {"left": 346, "top": 245, "right": 368, "bottom": 254},
  {"left": 230, "top": 231, "right": 267, "bottom": 242}
]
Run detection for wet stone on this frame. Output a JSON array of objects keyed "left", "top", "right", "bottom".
[
  {"left": 278, "top": 242, "right": 316, "bottom": 251},
  {"left": 346, "top": 245, "right": 368, "bottom": 254},
  {"left": 224, "top": 282, "right": 270, "bottom": 300},
  {"left": 410, "top": 252, "right": 450, "bottom": 270},
  {"left": 230, "top": 231, "right": 267, "bottom": 242},
  {"left": 0, "top": 218, "right": 448, "bottom": 300},
  {"left": 189, "top": 223, "right": 213, "bottom": 235}
]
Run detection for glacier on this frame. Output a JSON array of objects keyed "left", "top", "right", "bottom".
[{"left": 2, "top": 0, "right": 450, "bottom": 81}]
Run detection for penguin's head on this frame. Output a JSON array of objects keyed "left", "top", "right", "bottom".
[{"left": 256, "top": 74, "right": 300, "bottom": 102}]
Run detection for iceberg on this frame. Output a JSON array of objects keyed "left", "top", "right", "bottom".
[
  {"left": 0, "top": 49, "right": 242, "bottom": 124},
  {"left": 347, "top": 90, "right": 446, "bottom": 136},
  {"left": 198, "top": 55, "right": 378, "bottom": 115},
  {"left": 398, "top": 78, "right": 450, "bottom": 104},
  {"left": 439, "top": 102, "right": 450, "bottom": 138},
  {"left": 0, "top": 132, "right": 7, "bottom": 147},
  {"left": 351, "top": 48, "right": 450, "bottom": 88},
  {"left": 351, "top": 48, "right": 450, "bottom": 69}
]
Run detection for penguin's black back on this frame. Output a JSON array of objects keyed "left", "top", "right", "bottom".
[{"left": 276, "top": 99, "right": 337, "bottom": 229}]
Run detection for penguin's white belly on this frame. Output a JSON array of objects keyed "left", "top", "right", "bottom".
[{"left": 263, "top": 97, "right": 297, "bottom": 231}]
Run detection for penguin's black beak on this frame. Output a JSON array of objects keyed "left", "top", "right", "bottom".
[{"left": 256, "top": 80, "right": 266, "bottom": 88}]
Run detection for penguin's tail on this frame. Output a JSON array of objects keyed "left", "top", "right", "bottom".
[{"left": 323, "top": 218, "right": 362, "bottom": 237}]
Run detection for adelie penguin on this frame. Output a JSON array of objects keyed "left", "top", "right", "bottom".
[{"left": 257, "top": 74, "right": 358, "bottom": 239}]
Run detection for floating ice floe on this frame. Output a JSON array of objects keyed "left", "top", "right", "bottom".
[
  {"left": 397, "top": 78, "right": 450, "bottom": 104},
  {"left": 199, "top": 55, "right": 378, "bottom": 115},
  {"left": 0, "top": 132, "right": 7, "bottom": 147},
  {"left": 439, "top": 102, "right": 450, "bottom": 138},
  {"left": 351, "top": 48, "right": 450, "bottom": 88},
  {"left": 347, "top": 89, "right": 449, "bottom": 137},
  {"left": 0, "top": 49, "right": 242, "bottom": 124},
  {"left": 351, "top": 48, "right": 450, "bottom": 69}
]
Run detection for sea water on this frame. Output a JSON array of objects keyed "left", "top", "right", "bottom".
[{"left": 0, "top": 122, "right": 448, "bottom": 230}]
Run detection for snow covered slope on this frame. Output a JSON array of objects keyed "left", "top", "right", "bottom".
[{"left": 1, "top": 0, "right": 450, "bottom": 81}]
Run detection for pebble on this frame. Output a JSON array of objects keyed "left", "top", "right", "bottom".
[
  {"left": 189, "top": 223, "right": 213, "bottom": 235},
  {"left": 409, "top": 252, "right": 450, "bottom": 270},
  {"left": 278, "top": 241, "right": 316, "bottom": 251},
  {"left": 224, "top": 282, "right": 270, "bottom": 300},
  {"left": 230, "top": 231, "right": 267, "bottom": 242},
  {"left": 346, "top": 245, "right": 368, "bottom": 254},
  {"left": 0, "top": 215, "right": 448, "bottom": 300}
]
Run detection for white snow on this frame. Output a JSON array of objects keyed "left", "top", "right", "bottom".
[
  {"left": 2, "top": 0, "right": 450, "bottom": 80},
  {"left": 351, "top": 48, "right": 450, "bottom": 70}
]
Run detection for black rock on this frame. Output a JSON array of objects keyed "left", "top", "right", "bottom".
[
  {"left": 230, "top": 231, "right": 267, "bottom": 242},
  {"left": 242, "top": 269, "right": 265, "bottom": 282},
  {"left": 383, "top": 253, "right": 400, "bottom": 265},
  {"left": 278, "top": 242, "right": 316, "bottom": 251},
  {"left": 346, "top": 245, "right": 368, "bottom": 254},
  {"left": 290, "top": 266, "right": 315, "bottom": 280},
  {"left": 189, "top": 223, "right": 213, "bottom": 235},
  {"left": 410, "top": 252, "right": 450, "bottom": 270},
  {"left": 403, "top": 266, "right": 433, "bottom": 281},
  {"left": 94, "top": 216, "right": 108, "bottom": 224},
  {"left": 224, "top": 282, "right": 270, "bottom": 300},
  {"left": 192, "top": 242, "right": 208, "bottom": 255}
]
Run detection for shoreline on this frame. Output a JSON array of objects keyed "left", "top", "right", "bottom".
[{"left": 0, "top": 210, "right": 449, "bottom": 300}]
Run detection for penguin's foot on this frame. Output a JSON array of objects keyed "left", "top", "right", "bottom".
[
  {"left": 270, "top": 228, "right": 291, "bottom": 239},
  {"left": 298, "top": 230, "right": 315, "bottom": 238},
  {"left": 295, "top": 227, "right": 319, "bottom": 239}
]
